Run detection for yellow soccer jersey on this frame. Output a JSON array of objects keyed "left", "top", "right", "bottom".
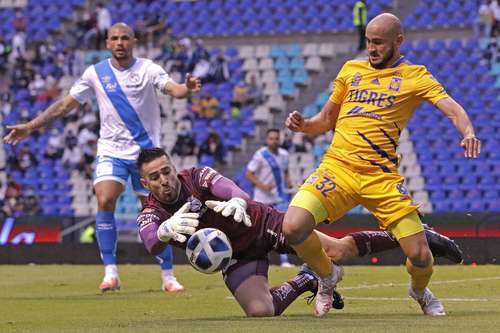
[{"left": 326, "top": 57, "right": 448, "bottom": 173}]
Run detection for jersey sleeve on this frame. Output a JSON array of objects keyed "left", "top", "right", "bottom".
[
  {"left": 193, "top": 166, "right": 223, "bottom": 190},
  {"left": 246, "top": 152, "right": 261, "bottom": 173},
  {"left": 414, "top": 66, "right": 449, "bottom": 105},
  {"left": 329, "top": 63, "right": 349, "bottom": 104},
  {"left": 69, "top": 66, "right": 95, "bottom": 104},
  {"left": 148, "top": 62, "right": 174, "bottom": 92},
  {"left": 137, "top": 207, "right": 165, "bottom": 233}
]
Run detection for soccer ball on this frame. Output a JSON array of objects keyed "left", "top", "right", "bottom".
[{"left": 185, "top": 228, "right": 233, "bottom": 274}]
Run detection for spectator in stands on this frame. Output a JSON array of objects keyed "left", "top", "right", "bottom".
[
  {"left": 12, "top": 9, "right": 26, "bottom": 33},
  {"left": 44, "top": 128, "right": 65, "bottom": 160},
  {"left": 190, "top": 39, "right": 211, "bottom": 78},
  {"left": 208, "top": 52, "right": 230, "bottom": 83},
  {"left": 191, "top": 93, "right": 221, "bottom": 119},
  {"left": 478, "top": 1, "right": 494, "bottom": 38},
  {"left": 136, "top": 10, "right": 166, "bottom": 49},
  {"left": 353, "top": 0, "right": 367, "bottom": 51},
  {"left": 8, "top": 145, "right": 38, "bottom": 174},
  {"left": 166, "top": 39, "right": 190, "bottom": 76},
  {"left": 28, "top": 74, "right": 46, "bottom": 98},
  {"left": 62, "top": 140, "right": 83, "bottom": 169},
  {"left": 232, "top": 81, "right": 250, "bottom": 108},
  {"left": 3, "top": 175, "right": 22, "bottom": 216},
  {"left": 0, "top": 37, "right": 11, "bottom": 74},
  {"left": 247, "top": 74, "right": 264, "bottom": 106},
  {"left": 18, "top": 145, "right": 38, "bottom": 173},
  {"left": 490, "top": 0, "right": 500, "bottom": 36},
  {"left": 11, "top": 31, "right": 26, "bottom": 60},
  {"left": 155, "top": 34, "right": 177, "bottom": 67},
  {"left": 96, "top": 3, "right": 111, "bottom": 49},
  {"left": 171, "top": 125, "right": 197, "bottom": 157},
  {"left": 22, "top": 186, "right": 41, "bottom": 216},
  {"left": 198, "top": 130, "right": 225, "bottom": 165},
  {"left": 246, "top": 128, "right": 294, "bottom": 267}
]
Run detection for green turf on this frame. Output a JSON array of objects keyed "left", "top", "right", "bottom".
[{"left": 0, "top": 265, "right": 499, "bottom": 332}]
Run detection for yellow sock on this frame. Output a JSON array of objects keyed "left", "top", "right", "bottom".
[
  {"left": 406, "top": 257, "right": 434, "bottom": 293},
  {"left": 292, "top": 232, "right": 332, "bottom": 278}
]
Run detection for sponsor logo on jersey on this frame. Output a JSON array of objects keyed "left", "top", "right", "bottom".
[
  {"left": 351, "top": 72, "right": 362, "bottom": 86},
  {"left": 370, "top": 78, "right": 380, "bottom": 85},
  {"left": 101, "top": 75, "right": 111, "bottom": 83},
  {"left": 105, "top": 82, "right": 117, "bottom": 92}
]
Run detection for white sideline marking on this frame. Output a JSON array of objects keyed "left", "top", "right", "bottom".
[
  {"left": 346, "top": 297, "right": 496, "bottom": 302},
  {"left": 340, "top": 277, "right": 500, "bottom": 290}
]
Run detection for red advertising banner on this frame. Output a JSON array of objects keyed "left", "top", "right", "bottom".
[{"left": 0, "top": 217, "right": 61, "bottom": 245}]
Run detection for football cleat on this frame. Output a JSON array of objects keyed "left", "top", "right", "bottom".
[
  {"left": 409, "top": 287, "right": 446, "bottom": 316},
  {"left": 423, "top": 224, "right": 463, "bottom": 264},
  {"left": 99, "top": 276, "right": 121, "bottom": 292},
  {"left": 315, "top": 263, "right": 344, "bottom": 316},
  {"left": 300, "top": 264, "right": 344, "bottom": 310},
  {"left": 162, "top": 276, "right": 185, "bottom": 293}
]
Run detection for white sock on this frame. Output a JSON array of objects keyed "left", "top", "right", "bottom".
[
  {"left": 161, "top": 269, "right": 174, "bottom": 281},
  {"left": 105, "top": 265, "right": 118, "bottom": 279}
]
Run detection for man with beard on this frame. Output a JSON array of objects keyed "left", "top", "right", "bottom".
[
  {"left": 283, "top": 13, "right": 481, "bottom": 317},
  {"left": 4, "top": 23, "right": 202, "bottom": 293},
  {"left": 136, "top": 147, "right": 463, "bottom": 317}
]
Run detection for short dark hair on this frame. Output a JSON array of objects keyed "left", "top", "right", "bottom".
[
  {"left": 137, "top": 147, "right": 169, "bottom": 171},
  {"left": 266, "top": 128, "right": 280, "bottom": 136}
]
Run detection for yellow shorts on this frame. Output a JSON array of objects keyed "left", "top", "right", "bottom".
[{"left": 290, "top": 162, "right": 418, "bottom": 229}]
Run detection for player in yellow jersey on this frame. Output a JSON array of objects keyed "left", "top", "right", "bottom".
[{"left": 283, "top": 13, "right": 481, "bottom": 317}]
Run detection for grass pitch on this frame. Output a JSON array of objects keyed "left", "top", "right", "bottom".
[{"left": 0, "top": 265, "right": 499, "bottom": 333}]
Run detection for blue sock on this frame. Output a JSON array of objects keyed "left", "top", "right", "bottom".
[
  {"left": 96, "top": 211, "right": 117, "bottom": 265},
  {"left": 156, "top": 245, "right": 173, "bottom": 270},
  {"left": 280, "top": 254, "right": 290, "bottom": 264}
]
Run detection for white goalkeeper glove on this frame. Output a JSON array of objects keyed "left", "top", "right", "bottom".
[
  {"left": 205, "top": 197, "right": 252, "bottom": 227},
  {"left": 157, "top": 202, "right": 199, "bottom": 243}
]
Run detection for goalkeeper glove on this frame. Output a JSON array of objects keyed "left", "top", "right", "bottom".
[
  {"left": 157, "top": 202, "right": 199, "bottom": 243},
  {"left": 205, "top": 197, "right": 252, "bottom": 227}
]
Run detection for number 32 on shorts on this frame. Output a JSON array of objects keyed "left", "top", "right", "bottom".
[{"left": 306, "top": 173, "right": 337, "bottom": 197}]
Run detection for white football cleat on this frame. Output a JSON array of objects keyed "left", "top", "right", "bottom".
[
  {"left": 409, "top": 287, "right": 446, "bottom": 316},
  {"left": 162, "top": 276, "right": 185, "bottom": 293},
  {"left": 314, "top": 263, "right": 344, "bottom": 317},
  {"left": 99, "top": 276, "right": 121, "bottom": 292}
]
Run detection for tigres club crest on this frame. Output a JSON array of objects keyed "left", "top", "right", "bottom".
[
  {"left": 351, "top": 72, "right": 362, "bottom": 86},
  {"left": 388, "top": 72, "right": 403, "bottom": 92}
]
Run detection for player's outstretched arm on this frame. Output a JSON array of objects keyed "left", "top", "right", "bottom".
[
  {"left": 285, "top": 100, "right": 341, "bottom": 135},
  {"left": 164, "top": 73, "right": 201, "bottom": 98},
  {"left": 3, "top": 95, "right": 80, "bottom": 145},
  {"left": 435, "top": 97, "right": 481, "bottom": 158}
]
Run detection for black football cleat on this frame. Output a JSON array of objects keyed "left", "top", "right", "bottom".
[
  {"left": 423, "top": 224, "right": 463, "bottom": 264},
  {"left": 300, "top": 264, "right": 345, "bottom": 310}
]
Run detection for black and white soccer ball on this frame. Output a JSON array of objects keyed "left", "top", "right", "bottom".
[{"left": 186, "top": 228, "right": 232, "bottom": 274}]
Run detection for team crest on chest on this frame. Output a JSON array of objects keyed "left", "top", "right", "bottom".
[
  {"left": 351, "top": 72, "right": 362, "bottom": 86},
  {"left": 188, "top": 196, "right": 202, "bottom": 212},
  {"left": 388, "top": 72, "right": 403, "bottom": 92},
  {"left": 129, "top": 73, "right": 140, "bottom": 83}
]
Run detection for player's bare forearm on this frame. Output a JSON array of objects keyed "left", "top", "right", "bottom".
[
  {"left": 30, "top": 96, "right": 79, "bottom": 130},
  {"left": 436, "top": 97, "right": 475, "bottom": 138},
  {"left": 4, "top": 95, "right": 79, "bottom": 144},
  {"left": 436, "top": 97, "right": 481, "bottom": 157},
  {"left": 165, "top": 74, "right": 201, "bottom": 98},
  {"left": 166, "top": 82, "right": 190, "bottom": 98},
  {"left": 293, "top": 100, "right": 340, "bottom": 135}
]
